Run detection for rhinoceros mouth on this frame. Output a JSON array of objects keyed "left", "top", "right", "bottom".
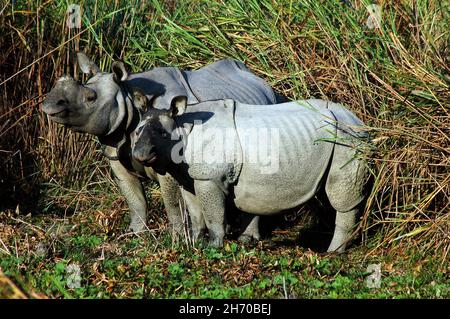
[
  {"left": 47, "top": 109, "right": 69, "bottom": 117},
  {"left": 141, "top": 152, "right": 157, "bottom": 166}
]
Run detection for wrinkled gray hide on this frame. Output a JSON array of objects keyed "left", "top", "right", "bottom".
[
  {"left": 43, "top": 52, "right": 279, "bottom": 239},
  {"left": 132, "top": 98, "right": 369, "bottom": 252},
  {"left": 128, "top": 58, "right": 280, "bottom": 108}
]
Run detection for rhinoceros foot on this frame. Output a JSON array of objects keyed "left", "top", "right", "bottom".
[
  {"left": 236, "top": 215, "right": 261, "bottom": 244},
  {"left": 127, "top": 222, "right": 147, "bottom": 234},
  {"left": 237, "top": 234, "right": 258, "bottom": 244},
  {"left": 208, "top": 234, "right": 224, "bottom": 248}
]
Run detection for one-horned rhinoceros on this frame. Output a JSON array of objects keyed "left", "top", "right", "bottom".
[
  {"left": 131, "top": 93, "right": 370, "bottom": 252},
  {"left": 42, "top": 52, "right": 282, "bottom": 239}
]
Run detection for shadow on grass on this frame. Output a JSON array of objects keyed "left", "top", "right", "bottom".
[
  {"left": 260, "top": 198, "right": 336, "bottom": 253},
  {"left": 227, "top": 186, "right": 375, "bottom": 253},
  {"left": 225, "top": 192, "right": 338, "bottom": 253},
  {"left": 0, "top": 176, "right": 76, "bottom": 219}
]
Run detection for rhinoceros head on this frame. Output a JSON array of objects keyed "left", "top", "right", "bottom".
[
  {"left": 42, "top": 52, "right": 131, "bottom": 137},
  {"left": 131, "top": 91, "right": 186, "bottom": 166}
]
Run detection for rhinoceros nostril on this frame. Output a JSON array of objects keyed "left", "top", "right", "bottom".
[
  {"left": 56, "top": 99, "right": 68, "bottom": 106},
  {"left": 133, "top": 146, "right": 157, "bottom": 164}
]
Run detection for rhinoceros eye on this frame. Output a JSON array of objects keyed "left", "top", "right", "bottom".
[
  {"left": 85, "top": 89, "right": 97, "bottom": 103},
  {"left": 155, "top": 127, "right": 169, "bottom": 139}
]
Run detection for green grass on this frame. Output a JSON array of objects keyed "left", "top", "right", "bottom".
[
  {"left": 0, "top": 183, "right": 448, "bottom": 299},
  {"left": 1, "top": 0, "right": 448, "bottom": 298},
  {"left": 1, "top": 227, "right": 448, "bottom": 298}
]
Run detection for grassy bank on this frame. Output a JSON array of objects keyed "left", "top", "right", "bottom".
[
  {"left": 0, "top": 189, "right": 448, "bottom": 298},
  {"left": 0, "top": 0, "right": 448, "bottom": 298}
]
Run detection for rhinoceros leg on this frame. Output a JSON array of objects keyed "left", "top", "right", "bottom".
[
  {"left": 327, "top": 208, "right": 357, "bottom": 253},
  {"left": 238, "top": 215, "right": 261, "bottom": 243},
  {"left": 194, "top": 179, "right": 226, "bottom": 248},
  {"left": 158, "top": 174, "right": 186, "bottom": 241},
  {"left": 324, "top": 130, "right": 368, "bottom": 252},
  {"left": 110, "top": 159, "right": 148, "bottom": 233},
  {"left": 180, "top": 188, "right": 206, "bottom": 243}
]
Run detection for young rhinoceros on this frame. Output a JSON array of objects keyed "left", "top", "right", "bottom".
[
  {"left": 131, "top": 93, "right": 370, "bottom": 253},
  {"left": 42, "top": 52, "right": 280, "bottom": 239}
]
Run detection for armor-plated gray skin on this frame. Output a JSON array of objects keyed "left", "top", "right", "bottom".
[
  {"left": 42, "top": 53, "right": 279, "bottom": 239},
  {"left": 132, "top": 95, "right": 369, "bottom": 253}
]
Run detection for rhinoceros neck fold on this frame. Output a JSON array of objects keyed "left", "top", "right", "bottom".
[
  {"left": 99, "top": 84, "right": 138, "bottom": 149},
  {"left": 98, "top": 83, "right": 146, "bottom": 176}
]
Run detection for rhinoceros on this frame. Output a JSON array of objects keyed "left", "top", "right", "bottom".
[
  {"left": 131, "top": 93, "right": 370, "bottom": 252},
  {"left": 42, "top": 52, "right": 281, "bottom": 240}
]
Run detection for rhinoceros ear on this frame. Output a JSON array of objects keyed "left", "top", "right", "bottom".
[
  {"left": 112, "top": 61, "right": 128, "bottom": 83},
  {"left": 77, "top": 52, "right": 100, "bottom": 75},
  {"left": 170, "top": 96, "right": 187, "bottom": 117},
  {"left": 131, "top": 88, "right": 149, "bottom": 113}
]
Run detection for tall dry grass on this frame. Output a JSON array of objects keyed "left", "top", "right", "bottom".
[{"left": 0, "top": 0, "right": 448, "bottom": 260}]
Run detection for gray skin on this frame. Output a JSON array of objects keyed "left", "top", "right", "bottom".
[
  {"left": 42, "top": 53, "right": 277, "bottom": 240},
  {"left": 131, "top": 94, "right": 370, "bottom": 253}
]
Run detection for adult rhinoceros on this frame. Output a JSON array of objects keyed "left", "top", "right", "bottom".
[
  {"left": 131, "top": 94, "right": 370, "bottom": 253},
  {"left": 42, "top": 52, "right": 281, "bottom": 239}
]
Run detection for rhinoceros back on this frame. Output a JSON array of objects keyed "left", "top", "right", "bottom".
[
  {"left": 325, "top": 101, "right": 368, "bottom": 140},
  {"left": 232, "top": 100, "right": 338, "bottom": 214},
  {"left": 127, "top": 67, "right": 196, "bottom": 109},
  {"left": 126, "top": 59, "right": 278, "bottom": 110},
  {"left": 184, "top": 59, "right": 277, "bottom": 105}
]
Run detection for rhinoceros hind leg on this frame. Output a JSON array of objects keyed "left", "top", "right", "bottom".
[
  {"left": 327, "top": 208, "right": 357, "bottom": 253},
  {"left": 324, "top": 134, "right": 368, "bottom": 252},
  {"left": 238, "top": 215, "right": 261, "bottom": 243}
]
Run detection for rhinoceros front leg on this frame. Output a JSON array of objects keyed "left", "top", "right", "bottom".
[
  {"left": 180, "top": 188, "right": 206, "bottom": 244},
  {"left": 109, "top": 159, "right": 147, "bottom": 233},
  {"left": 158, "top": 174, "right": 185, "bottom": 241},
  {"left": 194, "top": 179, "right": 226, "bottom": 248},
  {"left": 327, "top": 208, "right": 357, "bottom": 253}
]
